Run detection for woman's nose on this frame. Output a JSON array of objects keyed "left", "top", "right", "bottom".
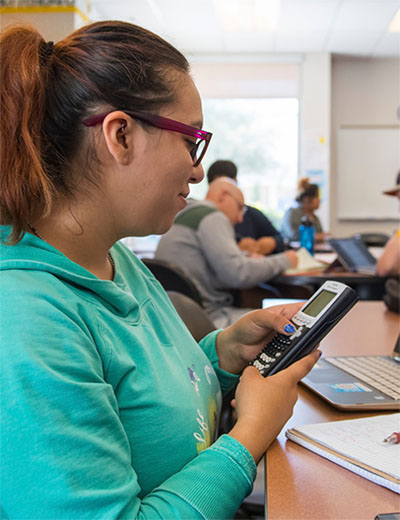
[{"left": 190, "top": 163, "right": 204, "bottom": 184}]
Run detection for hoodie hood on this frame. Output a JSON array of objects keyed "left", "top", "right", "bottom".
[{"left": 0, "top": 226, "right": 149, "bottom": 318}]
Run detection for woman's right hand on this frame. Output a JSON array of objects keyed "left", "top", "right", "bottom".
[{"left": 228, "top": 350, "right": 320, "bottom": 463}]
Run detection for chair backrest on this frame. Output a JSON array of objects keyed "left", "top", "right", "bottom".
[
  {"left": 166, "top": 291, "right": 215, "bottom": 342},
  {"left": 142, "top": 257, "right": 203, "bottom": 307}
]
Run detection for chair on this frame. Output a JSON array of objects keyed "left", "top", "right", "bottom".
[
  {"left": 354, "top": 232, "right": 389, "bottom": 247},
  {"left": 166, "top": 290, "right": 264, "bottom": 519},
  {"left": 166, "top": 291, "right": 215, "bottom": 342},
  {"left": 141, "top": 257, "right": 203, "bottom": 307},
  {"left": 383, "top": 277, "right": 400, "bottom": 314}
]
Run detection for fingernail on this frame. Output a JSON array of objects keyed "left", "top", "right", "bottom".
[{"left": 284, "top": 323, "right": 296, "bottom": 333}]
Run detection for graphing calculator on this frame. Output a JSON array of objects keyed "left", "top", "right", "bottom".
[{"left": 250, "top": 281, "right": 359, "bottom": 377}]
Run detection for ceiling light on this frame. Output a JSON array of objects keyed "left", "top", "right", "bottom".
[
  {"left": 214, "top": 0, "right": 281, "bottom": 32},
  {"left": 388, "top": 8, "right": 400, "bottom": 32}
]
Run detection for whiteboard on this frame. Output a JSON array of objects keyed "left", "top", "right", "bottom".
[{"left": 337, "top": 126, "right": 400, "bottom": 220}]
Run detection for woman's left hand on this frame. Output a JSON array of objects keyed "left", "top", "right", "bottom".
[{"left": 215, "top": 302, "right": 304, "bottom": 374}]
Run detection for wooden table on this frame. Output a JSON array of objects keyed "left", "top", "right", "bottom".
[
  {"left": 240, "top": 259, "right": 387, "bottom": 308},
  {"left": 276, "top": 269, "right": 386, "bottom": 300},
  {"left": 265, "top": 301, "right": 400, "bottom": 520}
]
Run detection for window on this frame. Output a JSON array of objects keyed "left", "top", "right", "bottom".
[{"left": 190, "top": 98, "right": 299, "bottom": 228}]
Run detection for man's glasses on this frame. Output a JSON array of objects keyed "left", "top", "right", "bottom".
[{"left": 83, "top": 110, "right": 212, "bottom": 167}]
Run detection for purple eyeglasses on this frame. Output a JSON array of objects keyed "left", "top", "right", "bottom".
[{"left": 83, "top": 110, "right": 212, "bottom": 167}]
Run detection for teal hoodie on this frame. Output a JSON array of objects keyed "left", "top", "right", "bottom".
[{"left": 0, "top": 227, "right": 256, "bottom": 519}]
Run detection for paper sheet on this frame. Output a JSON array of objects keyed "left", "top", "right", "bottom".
[
  {"left": 288, "top": 414, "right": 400, "bottom": 479},
  {"left": 285, "top": 247, "right": 326, "bottom": 274}
]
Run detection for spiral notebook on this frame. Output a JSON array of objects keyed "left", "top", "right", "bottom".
[{"left": 286, "top": 413, "right": 400, "bottom": 494}]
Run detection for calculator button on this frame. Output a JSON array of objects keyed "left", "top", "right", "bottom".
[
  {"left": 261, "top": 353, "right": 275, "bottom": 363},
  {"left": 254, "top": 360, "right": 265, "bottom": 370},
  {"left": 290, "top": 326, "right": 303, "bottom": 340}
]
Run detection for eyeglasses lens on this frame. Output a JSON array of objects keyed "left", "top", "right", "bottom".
[{"left": 191, "top": 139, "right": 206, "bottom": 164}]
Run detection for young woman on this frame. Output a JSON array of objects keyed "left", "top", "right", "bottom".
[
  {"left": 281, "top": 177, "right": 326, "bottom": 243},
  {"left": 0, "top": 21, "right": 319, "bottom": 519}
]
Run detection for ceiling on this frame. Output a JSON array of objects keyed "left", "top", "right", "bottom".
[{"left": 88, "top": 0, "right": 400, "bottom": 59}]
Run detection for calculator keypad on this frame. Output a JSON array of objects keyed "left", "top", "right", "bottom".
[{"left": 251, "top": 333, "right": 294, "bottom": 377}]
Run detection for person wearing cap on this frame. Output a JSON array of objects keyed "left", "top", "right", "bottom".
[{"left": 376, "top": 171, "right": 400, "bottom": 277}]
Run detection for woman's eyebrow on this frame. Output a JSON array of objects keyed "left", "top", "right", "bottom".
[{"left": 191, "top": 120, "right": 203, "bottom": 130}]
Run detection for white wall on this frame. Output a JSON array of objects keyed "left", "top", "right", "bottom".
[
  {"left": 0, "top": 4, "right": 88, "bottom": 41},
  {"left": 0, "top": 12, "right": 75, "bottom": 41},
  {"left": 298, "top": 53, "right": 331, "bottom": 232},
  {"left": 191, "top": 60, "right": 299, "bottom": 98},
  {"left": 330, "top": 56, "right": 400, "bottom": 237}
]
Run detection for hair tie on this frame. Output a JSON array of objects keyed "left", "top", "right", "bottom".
[{"left": 39, "top": 41, "right": 54, "bottom": 66}]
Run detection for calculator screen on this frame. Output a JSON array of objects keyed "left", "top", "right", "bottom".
[{"left": 302, "top": 289, "right": 336, "bottom": 317}]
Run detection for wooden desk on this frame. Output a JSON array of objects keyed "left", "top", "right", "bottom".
[
  {"left": 276, "top": 269, "right": 386, "bottom": 300},
  {"left": 266, "top": 301, "right": 400, "bottom": 520},
  {"left": 240, "top": 258, "right": 387, "bottom": 308}
]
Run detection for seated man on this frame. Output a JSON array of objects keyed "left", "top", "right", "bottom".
[
  {"left": 207, "top": 160, "right": 285, "bottom": 255},
  {"left": 155, "top": 178, "right": 298, "bottom": 328}
]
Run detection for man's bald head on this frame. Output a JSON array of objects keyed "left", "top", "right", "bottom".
[{"left": 206, "top": 178, "right": 245, "bottom": 226}]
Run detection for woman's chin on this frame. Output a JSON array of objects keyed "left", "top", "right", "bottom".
[
  {"left": 150, "top": 201, "right": 185, "bottom": 235},
  {"left": 154, "top": 216, "right": 176, "bottom": 236}
]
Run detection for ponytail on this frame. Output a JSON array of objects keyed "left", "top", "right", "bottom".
[
  {"left": 0, "top": 25, "right": 54, "bottom": 243},
  {"left": 295, "top": 177, "right": 319, "bottom": 203}
]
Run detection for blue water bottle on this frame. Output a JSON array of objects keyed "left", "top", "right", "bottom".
[{"left": 299, "top": 216, "right": 315, "bottom": 255}]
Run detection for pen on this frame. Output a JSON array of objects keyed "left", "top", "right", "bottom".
[{"left": 382, "top": 432, "right": 400, "bottom": 445}]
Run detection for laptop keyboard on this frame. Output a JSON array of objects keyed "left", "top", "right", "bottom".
[{"left": 326, "top": 356, "right": 400, "bottom": 400}]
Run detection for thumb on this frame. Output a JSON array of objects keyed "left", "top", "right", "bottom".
[{"left": 283, "top": 350, "right": 321, "bottom": 383}]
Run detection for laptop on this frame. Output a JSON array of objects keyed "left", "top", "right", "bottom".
[
  {"left": 329, "top": 237, "right": 377, "bottom": 275},
  {"left": 301, "top": 335, "right": 400, "bottom": 410}
]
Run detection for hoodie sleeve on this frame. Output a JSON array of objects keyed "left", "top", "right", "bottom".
[
  {"left": 199, "top": 329, "right": 239, "bottom": 395},
  {"left": 198, "top": 212, "right": 290, "bottom": 289}
]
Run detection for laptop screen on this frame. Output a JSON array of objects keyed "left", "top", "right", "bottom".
[
  {"left": 342, "top": 241, "right": 374, "bottom": 266},
  {"left": 329, "top": 237, "right": 376, "bottom": 270}
]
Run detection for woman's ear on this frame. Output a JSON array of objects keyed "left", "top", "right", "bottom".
[{"left": 101, "top": 111, "right": 134, "bottom": 165}]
